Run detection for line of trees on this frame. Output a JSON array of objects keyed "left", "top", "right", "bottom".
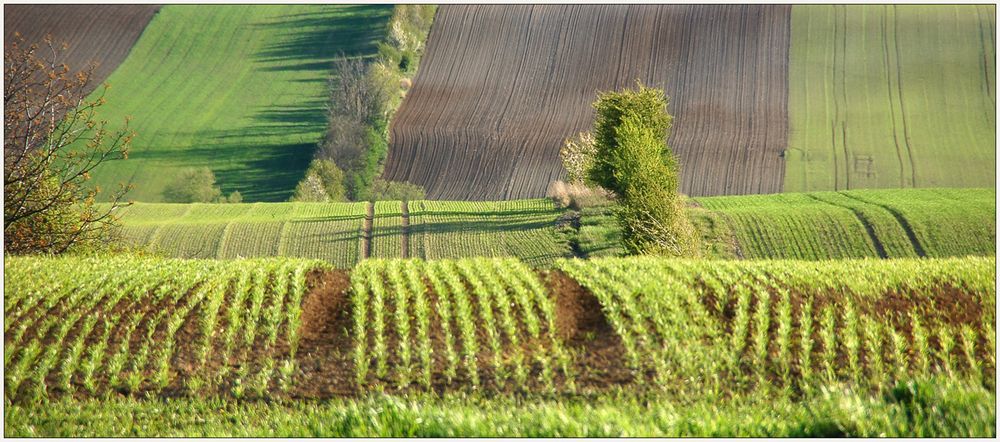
[{"left": 293, "top": 5, "right": 436, "bottom": 203}]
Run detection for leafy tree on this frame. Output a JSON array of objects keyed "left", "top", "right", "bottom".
[
  {"left": 588, "top": 82, "right": 699, "bottom": 257},
  {"left": 369, "top": 178, "right": 425, "bottom": 201},
  {"left": 4, "top": 34, "right": 134, "bottom": 254},
  {"left": 290, "top": 159, "right": 347, "bottom": 202},
  {"left": 162, "top": 167, "right": 221, "bottom": 203}
]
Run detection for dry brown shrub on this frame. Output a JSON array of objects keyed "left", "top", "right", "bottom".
[{"left": 546, "top": 180, "right": 612, "bottom": 210}]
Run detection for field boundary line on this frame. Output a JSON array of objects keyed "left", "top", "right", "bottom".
[
  {"left": 838, "top": 191, "right": 926, "bottom": 257},
  {"left": 401, "top": 201, "right": 410, "bottom": 259},
  {"left": 362, "top": 202, "right": 373, "bottom": 259},
  {"left": 805, "top": 194, "right": 888, "bottom": 258}
]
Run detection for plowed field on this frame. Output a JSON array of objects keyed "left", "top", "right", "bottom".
[
  {"left": 385, "top": 4, "right": 791, "bottom": 200},
  {"left": 3, "top": 5, "right": 159, "bottom": 95}
]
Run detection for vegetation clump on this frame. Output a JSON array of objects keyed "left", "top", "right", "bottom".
[
  {"left": 3, "top": 34, "right": 134, "bottom": 255},
  {"left": 162, "top": 167, "right": 240, "bottom": 203},
  {"left": 305, "top": 5, "right": 436, "bottom": 202},
  {"left": 587, "top": 82, "right": 699, "bottom": 257},
  {"left": 291, "top": 159, "right": 348, "bottom": 202}
]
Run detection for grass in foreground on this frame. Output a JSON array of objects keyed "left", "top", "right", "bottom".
[{"left": 5, "top": 377, "right": 994, "bottom": 437}]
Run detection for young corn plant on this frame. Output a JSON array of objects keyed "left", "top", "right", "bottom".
[
  {"left": 404, "top": 261, "right": 433, "bottom": 389},
  {"left": 386, "top": 260, "right": 413, "bottom": 387},
  {"left": 368, "top": 263, "right": 389, "bottom": 380},
  {"left": 350, "top": 265, "right": 371, "bottom": 386},
  {"left": 425, "top": 264, "right": 459, "bottom": 383},
  {"left": 819, "top": 306, "right": 837, "bottom": 382},
  {"left": 911, "top": 314, "right": 931, "bottom": 375}
]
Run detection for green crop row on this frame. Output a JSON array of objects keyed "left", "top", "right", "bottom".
[
  {"left": 3, "top": 255, "right": 326, "bottom": 403},
  {"left": 351, "top": 258, "right": 572, "bottom": 392},
  {"left": 5, "top": 254, "right": 994, "bottom": 402},
  {"left": 556, "top": 256, "right": 995, "bottom": 396},
  {"left": 580, "top": 188, "right": 995, "bottom": 260}
]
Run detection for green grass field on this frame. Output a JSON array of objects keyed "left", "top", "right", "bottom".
[
  {"left": 104, "top": 189, "right": 995, "bottom": 265},
  {"left": 582, "top": 188, "right": 995, "bottom": 260},
  {"left": 786, "top": 5, "right": 996, "bottom": 192},
  {"left": 83, "top": 5, "right": 392, "bottom": 202},
  {"left": 6, "top": 379, "right": 994, "bottom": 437}
]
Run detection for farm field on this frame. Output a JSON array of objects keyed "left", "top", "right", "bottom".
[
  {"left": 4, "top": 4, "right": 996, "bottom": 437},
  {"left": 386, "top": 4, "right": 790, "bottom": 200},
  {"left": 5, "top": 379, "right": 994, "bottom": 437},
  {"left": 73, "top": 5, "right": 392, "bottom": 202},
  {"left": 104, "top": 188, "right": 995, "bottom": 265},
  {"left": 408, "top": 200, "right": 572, "bottom": 266},
  {"left": 573, "top": 188, "right": 996, "bottom": 260},
  {"left": 3, "top": 5, "right": 160, "bottom": 97},
  {"left": 4, "top": 254, "right": 995, "bottom": 436},
  {"left": 786, "top": 5, "right": 996, "bottom": 192}
]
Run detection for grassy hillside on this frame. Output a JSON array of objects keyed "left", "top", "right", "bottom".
[
  {"left": 84, "top": 5, "right": 392, "bottom": 202},
  {"left": 106, "top": 199, "right": 569, "bottom": 267},
  {"left": 581, "top": 188, "right": 995, "bottom": 260},
  {"left": 4, "top": 255, "right": 994, "bottom": 435},
  {"left": 786, "top": 5, "right": 995, "bottom": 192},
  {"left": 105, "top": 189, "right": 994, "bottom": 265}
]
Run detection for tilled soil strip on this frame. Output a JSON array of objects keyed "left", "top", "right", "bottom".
[
  {"left": 401, "top": 201, "right": 410, "bottom": 259},
  {"left": 362, "top": 202, "right": 374, "bottom": 259}
]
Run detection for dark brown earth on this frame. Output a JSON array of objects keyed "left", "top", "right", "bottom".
[
  {"left": 4, "top": 5, "right": 160, "bottom": 96},
  {"left": 385, "top": 4, "right": 790, "bottom": 200},
  {"left": 546, "top": 270, "right": 637, "bottom": 390}
]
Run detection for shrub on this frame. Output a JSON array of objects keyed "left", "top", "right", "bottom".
[
  {"left": 226, "top": 191, "right": 243, "bottom": 204},
  {"left": 291, "top": 159, "right": 348, "bottom": 202},
  {"left": 559, "top": 132, "right": 597, "bottom": 185},
  {"left": 588, "top": 83, "right": 699, "bottom": 257},
  {"left": 162, "top": 167, "right": 222, "bottom": 203},
  {"left": 4, "top": 34, "right": 134, "bottom": 254},
  {"left": 546, "top": 180, "right": 612, "bottom": 210},
  {"left": 369, "top": 178, "right": 426, "bottom": 201}
]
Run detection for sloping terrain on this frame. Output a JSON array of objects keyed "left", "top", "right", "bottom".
[
  {"left": 786, "top": 5, "right": 996, "bottom": 191},
  {"left": 3, "top": 5, "right": 160, "bottom": 95},
  {"left": 81, "top": 5, "right": 392, "bottom": 202},
  {"left": 103, "top": 188, "right": 995, "bottom": 265},
  {"left": 385, "top": 4, "right": 790, "bottom": 200},
  {"left": 5, "top": 255, "right": 993, "bottom": 402}
]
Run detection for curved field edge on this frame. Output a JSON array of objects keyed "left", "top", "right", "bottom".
[
  {"left": 6, "top": 378, "right": 995, "bottom": 437},
  {"left": 3, "top": 5, "right": 160, "bottom": 97},
  {"left": 80, "top": 5, "right": 393, "bottom": 202},
  {"left": 4, "top": 254, "right": 994, "bottom": 403},
  {"left": 385, "top": 4, "right": 788, "bottom": 200}
]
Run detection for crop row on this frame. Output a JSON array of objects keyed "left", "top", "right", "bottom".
[
  {"left": 3, "top": 255, "right": 325, "bottom": 402},
  {"left": 409, "top": 199, "right": 571, "bottom": 266},
  {"left": 556, "top": 256, "right": 996, "bottom": 395},
  {"left": 350, "top": 258, "right": 573, "bottom": 392},
  {"left": 4, "top": 254, "right": 994, "bottom": 400}
]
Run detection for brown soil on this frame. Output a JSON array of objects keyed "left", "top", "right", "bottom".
[
  {"left": 362, "top": 202, "right": 373, "bottom": 259},
  {"left": 401, "top": 201, "right": 410, "bottom": 259},
  {"left": 544, "top": 270, "right": 636, "bottom": 390},
  {"left": 385, "top": 5, "right": 790, "bottom": 200},
  {"left": 4, "top": 5, "right": 160, "bottom": 97},
  {"left": 288, "top": 269, "right": 357, "bottom": 397}
]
